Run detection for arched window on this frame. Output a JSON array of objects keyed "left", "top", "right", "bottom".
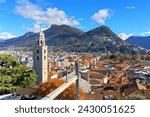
[
  {"left": 37, "top": 56, "right": 39, "bottom": 60},
  {"left": 44, "top": 49, "right": 46, "bottom": 54},
  {"left": 41, "top": 40, "right": 43, "bottom": 45},
  {"left": 37, "top": 49, "right": 39, "bottom": 54},
  {"left": 44, "top": 56, "right": 46, "bottom": 60}
]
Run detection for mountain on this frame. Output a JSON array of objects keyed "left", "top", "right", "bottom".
[
  {"left": 0, "top": 39, "right": 5, "bottom": 43},
  {"left": 44, "top": 24, "right": 84, "bottom": 45},
  {"left": 61, "top": 25, "right": 147, "bottom": 54},
  {"left": 0, "top": 25, "right": 148, "bottom": 54},
  {"left": 0, "top": 32, "right": 36, "bottom": 47},
  {"left": 126, "top": 36, "right": 150, "bottom": 49},
  {"left": 0, "top": 24, "right": 84, "bottom": 47}
]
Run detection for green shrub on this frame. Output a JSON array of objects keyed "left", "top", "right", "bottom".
[{"left": 127, "top": 94, "right": 145, "bottom": 100}]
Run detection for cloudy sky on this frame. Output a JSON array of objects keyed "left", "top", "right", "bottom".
[{"left": 0, "top": 0, "right": 150, "bottom": 40}]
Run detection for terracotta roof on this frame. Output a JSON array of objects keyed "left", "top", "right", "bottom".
[
  {"left": 144, "top": 68, "right": 150, "bottom": 71},
  {"left": 136, "top": 83, "right": 147, "bottom": 90},
  {"left": 48, "top": 71, "right": 58, "bottom": 76},
  {"left": 108, "top": 73, "right": 116, "bottom": 78},
  {"left": 95, "top": 63, "right": 103, "bottom": 67},
  {"left": 89, "top": 72, "right": 106, "bottom": 79},
  {"left": 50, "top": 63, "right": 60, "bottom": 68},
  {"left": 102, "top": 83, "right": 123, "bottom": 88},
  {"left": 87, "top": 71, "right": 98, "bottom": 75},
  {"left": 109, "top": 78, "right": 121, "bottom": 84},
  {"left": 133, "top": 89, "right": 150, "bottom": 99},
  {"left": 121, "top": 77, "right": 129, "bottom": 84},
  {"left": 90, "top": 67, "right": 107, "bottom": 71},
  {"left": 90, "top": 80, "right": 101, "bottom": 85},
  {"left": 111, "top": 70, "right": 123, "bottom": 78},
  {"left": 91, "top": 86, "right": 104, "bottom": 93},
  {"left": 109, "top": 77, "right": 129, "bottom": 84},
  {"left": 16, "top": 86, "right": 38, "bottom": 96},
  {"left": 84, "top": 93, "right": 103, "bottom": 100},
  {"left": 115, "top": 63, "right": 130, "bottom": 68},
  {"left": 146, "top": 84, "right": 150, "bottom": 89},
  {"left": 100, "top": 59, "right": 110, "bottom": 64},
  {"left": 123, "top": 86, "right": 138, "bottom": 96},
  {"left": 114, "top": 66, "right": 122, "bottom": 69},
  {"left": 103, "top": 90, "right": 121, "bottom": 99}
]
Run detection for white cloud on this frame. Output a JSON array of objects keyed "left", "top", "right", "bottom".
[
  {"left": 15, "top": 0, "right": 79, "bottom": 32},
  {"left": 118, "top": 33, "right": 133, "bottom": 40},
  {"left": 142, "top": 32, "right": 150, "bottom": 36},
  {"left": 125, "top": 6, "right": 136, "bottom": 9},
  {"left": 23, "top": 24, "right": 48, "bottom": 32},
  {"left": 91, "top": 9, "right": 111, "bottom": 24},
  {"left": 0, "top": 32, "right": 16, "bottom": 40}
]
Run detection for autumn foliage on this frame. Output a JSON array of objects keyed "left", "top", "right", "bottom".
[{"left": 36, "top": 78, "right": 85, "bottom": 100}]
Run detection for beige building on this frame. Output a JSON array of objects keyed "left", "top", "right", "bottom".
[{"left": 33, "top": 30, "right": 48, "bottom": 84}]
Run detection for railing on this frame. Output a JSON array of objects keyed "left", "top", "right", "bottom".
[
  {"left": 42, "top": 62, "right": 80, "bottom": 100},
  {"left": 60, "top": 71, "right": 75, "bottom": 81},
  {"left": 42, "top": 72, "right": 77, "bottom": 100}
]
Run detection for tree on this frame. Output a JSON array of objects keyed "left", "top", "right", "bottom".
[
  {"left": 36, "top": 78, "right": 85, "bottom": 100},
  {"left": 127, "top": 94, "right": 145, "bottom": 100},
  {"left": 0, "top": 54, "right": 20, "bottom": 67},
  {"left": 0, "top": 54, "right": 37, "bottom": 95}
]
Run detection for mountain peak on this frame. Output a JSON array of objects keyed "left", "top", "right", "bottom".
[
  {"left": 50, "top": 24, "right": 79, "bottom": 31},
  {"left": 51, "top": 24, "right": 71, "bottom": 28},
  {"left": 98, "top": 25, "right": 109, "bottom": 29},
  {"left": 44, "top": 24, "right": 84, "bottom": 36},
  {"left": 81, "top": 25, "right": 122, "bottom": 42},
  {"left": 89, "top": 25, "right": 114, "bottom": 35}
]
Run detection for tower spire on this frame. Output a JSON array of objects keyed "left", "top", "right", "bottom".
[{"left": 38, "top": 28, "right": 45, "bottom": 46}]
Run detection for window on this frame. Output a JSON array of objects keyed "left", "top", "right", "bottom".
[
  {"left": 37, "top": 56, "right": 39, "bottom": 60},
  {"left": 44, "top": 49, "right": 46, "bottom": 54},
  {"left": 44, "top": 56, "right": 46, "bottom": 60},
  {"left": 41, "top": 40, "right": 43, "bottom": 45},
  {"left": 37, "top": 49, "right": 39, "bottom": 54}
]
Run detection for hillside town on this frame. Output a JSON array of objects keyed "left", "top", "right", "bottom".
[{"left": 0, "top": 42, "right": 150, "bottom": 100}]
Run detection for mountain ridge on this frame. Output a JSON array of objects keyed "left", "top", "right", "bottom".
[
  {"left": 0, "top": 24, "right": 84, "bottom": 47},
  {"left": 126, "top": 36, "right": 150, "bottom": 49},
  {"left": 0, "top": 25, "right": 148, "bottom": 54}
]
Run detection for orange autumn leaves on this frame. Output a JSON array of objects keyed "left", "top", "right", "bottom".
[{"left": 36, "top": 78, "right": 84, "bottom": 100}]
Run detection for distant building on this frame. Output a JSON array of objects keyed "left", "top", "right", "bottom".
[
  {"left": 48, "top": 71, "right": 58, "bottom": 79},
  {"left": 33, "top": 30, "right": 48, "bottom": 84}
]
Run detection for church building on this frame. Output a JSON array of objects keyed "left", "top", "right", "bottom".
[{"left": 33, "top": 30, "right": 48, "bottom": 84}]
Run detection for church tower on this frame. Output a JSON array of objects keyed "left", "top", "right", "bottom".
[{"left": 33, "top": 30, "right": 48, "bottom": 84}]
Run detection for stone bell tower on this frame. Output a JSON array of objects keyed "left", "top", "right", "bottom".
[{"left": 33, "top": 29, "right": 48, "bottom": 84}]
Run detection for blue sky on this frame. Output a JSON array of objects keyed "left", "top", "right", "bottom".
[{"left": 0, "top": 0, "right": 150, "bottom": 40}]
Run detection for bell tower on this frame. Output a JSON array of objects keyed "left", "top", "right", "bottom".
[{"left": 33, "top": 29, "right": 48, "bottom": 84}]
